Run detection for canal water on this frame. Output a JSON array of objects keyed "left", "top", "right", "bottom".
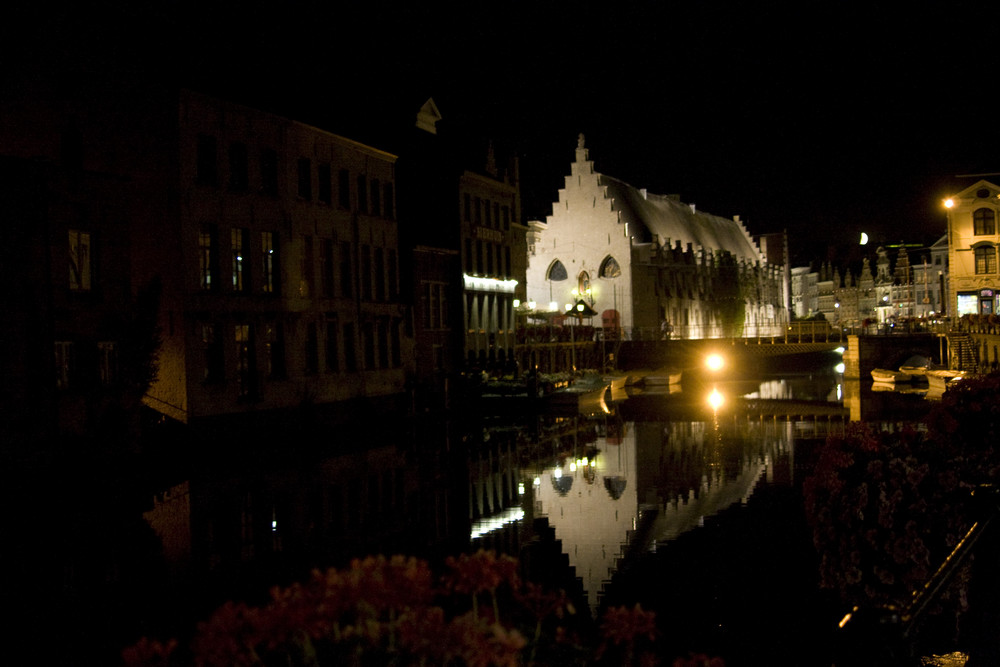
[
  {"left": 14, "top": 352, "right": 952, "bottom": 665},
  {"left": 470, "top": 361, "right": 853, "bottom": 666}
]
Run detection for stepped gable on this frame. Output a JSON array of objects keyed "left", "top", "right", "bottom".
[{"left": 601, "top": 174, "right": 764, "bottom": 264}]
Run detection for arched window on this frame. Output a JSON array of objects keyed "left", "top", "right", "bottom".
[
  {"left": 547, "top": 260, "right": 567, "bottom": 281},
  {"left": 599, "top": 255, "right": 621, "bottom": 278},
  {"left": 974, "top": 208, "right": 996, "bottom": 235},
  {"left": 975, "top": 245, "right": 996, "bottom": 274}
]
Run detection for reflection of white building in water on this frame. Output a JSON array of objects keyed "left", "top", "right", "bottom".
[
  {"left": 531, "top": 413, "right": 796, "bottom": 612},
  {"left": 532, "top": 421, "right": 638, "bottom": 612}
]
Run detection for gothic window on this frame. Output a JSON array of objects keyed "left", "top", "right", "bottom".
[
  {"left": 974, "top": 208, "right": 996, "bottom": 235},
  {"left": 547, "top": 260, "right": 567, "bottom": 281},
  {"left": 599, "top": 255, "right": 621, "bottom": 278}
]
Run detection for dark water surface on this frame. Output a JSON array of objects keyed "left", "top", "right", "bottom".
[{"left": 16, "top": 353, "right": 947, "bottom": 666}]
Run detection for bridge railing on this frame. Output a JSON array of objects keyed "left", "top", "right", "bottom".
[{"left": 835, "top": 485, "right": 1000, "bottom": 666}]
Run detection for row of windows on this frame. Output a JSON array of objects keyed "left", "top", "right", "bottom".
[
  {"left": 200, "top": 226, "right": 278, "bottom": 293},
  {"left": 464, "top": 238, "right": 512, "bottom": 278},
  {"left": 302, "top": 237, "right": 399, "bottom": 302},
  {"left": 463, "top": 193, "right": 511, "bottom": 231},
  {"left": 546, "top": 256, "right": 621, "bottom": 281},
  {"left": 198, "top": 228, "right": 399, "bottom": 303},
  {"left": 197, "top": 135, "right": 279, "bottom": 195},
  {"left": 201, "top": 319, "right": 404, "bottom": 399},
  {"left": 195, "top": 134, "right": 394, "bottom": 218},
  {"left": 296, "top": 158, "right": 395, "bottom": 218}
]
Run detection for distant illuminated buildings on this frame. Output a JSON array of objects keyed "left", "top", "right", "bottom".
[{"left": 792, "top": 236, "right": 948, "bottom": 327}]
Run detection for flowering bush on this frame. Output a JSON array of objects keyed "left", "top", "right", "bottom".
[
  {"left": 122, "top": 550, "right": 723, "bottom": 666},
  {"left": 804, "top": 374, "right": 1000, "bottom": 617},
  {"left": 803, "top": 423, "right": 970, "bottom": 610}
]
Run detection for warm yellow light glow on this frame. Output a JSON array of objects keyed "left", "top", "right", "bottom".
[
  {"left": 860, "top": 232, "right": 869, "bottom": 245},
  {"left": 706, "top": 353, "right": 725, "bottom": 372},
  {"left": 564, "top": 303, "right": 573, "bottom": 312},
  {"left": 707, "top": 388, "right": 724, "bottom": 411},
  {"left": 569, "top": 462, "right": 577, "bottom": 472},
  {"left": 513, "top": 299, "right": 521, "bottom": 308},
  {"left": 944, "top": 198, "right": 955, "bottom": 209},
  {"left": 576, "top": 303, "right": 584, "bottom": 312}
]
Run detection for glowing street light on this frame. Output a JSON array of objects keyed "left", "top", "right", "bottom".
[{"left": 705, "top": 353, "right": 725, "bottom": 372}]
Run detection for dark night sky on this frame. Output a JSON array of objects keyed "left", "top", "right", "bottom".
[{"left": 7, "top": 1, "right": 1000, "bottom": 265}]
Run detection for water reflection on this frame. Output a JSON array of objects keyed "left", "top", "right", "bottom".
[{"left": 508, "top": 368, "right": 850, "bottom": 614}]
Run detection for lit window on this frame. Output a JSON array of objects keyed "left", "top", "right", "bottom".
[
  {"left": 260, "top": 231, "right": 276, "bottom": 294},
  {"left": 232, "top": 228, "right": 247, "bottom": 291},
  {"left": 599, "top": 255, "right": 621, "bottom": 278}
]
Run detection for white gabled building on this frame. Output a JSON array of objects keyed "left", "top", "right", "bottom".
[{"left": 524, "top": 135, "right": 788, "bottom": 340}]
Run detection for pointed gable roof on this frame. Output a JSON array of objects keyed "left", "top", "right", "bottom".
[
  {"left": 948, "top": 178, "right": 1000, "bottom": 202},
  {"left": 415, "top": 98, "right": 442, "bottom": 135},
  {"left": 601, "top": 175, "right": 764, "bottom": 264}
]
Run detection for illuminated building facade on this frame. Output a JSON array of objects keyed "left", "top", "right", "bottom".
[
  {"left": 945, "top": 180, "right": 1000, "bottom": 316},
  {"left": 525, "top": 135, "right": 788, "bottom": 340}
]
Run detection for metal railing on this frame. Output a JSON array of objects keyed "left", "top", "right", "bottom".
[{"left": 835, "top": 485, "right": 1000, "bottom": 666}]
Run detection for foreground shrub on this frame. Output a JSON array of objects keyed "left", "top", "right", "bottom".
[
  {"left": 804, "top": 374, "right": 1000, "bottom": 622},
  {"left": 122, "top": 550, "right": 717, "bottom": 666}
]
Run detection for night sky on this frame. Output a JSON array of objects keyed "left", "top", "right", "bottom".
[{"left": 7, "top": 1, "right": 1000, "bottom": 265}]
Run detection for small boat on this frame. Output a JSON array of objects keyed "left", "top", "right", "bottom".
[
  {"left": 643, "top": 368, "right": 683, "bottom": 386},
  {"left": 925, "top": 369, "right": 967, "bottom": 394},
  {"left": 871, "top": 368, "right": 912, "bottom": 383},
  {"left": 899, "top": 355, "right": 932, "bottom": 377}
]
